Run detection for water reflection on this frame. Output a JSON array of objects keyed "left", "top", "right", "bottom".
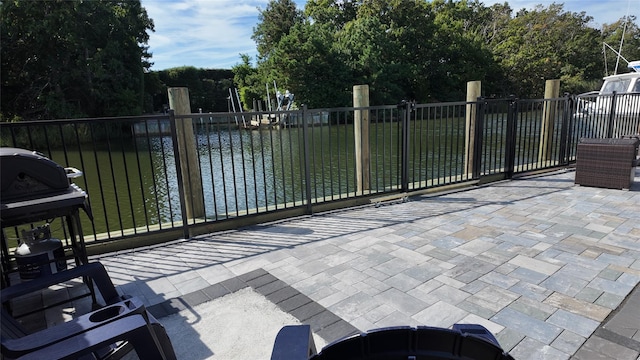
[
  {"left": 53, "top": 121, "right": 460, "bottom": 236},
  {"left": 51, "top": 114, "right": 550, "bottom": 237}
]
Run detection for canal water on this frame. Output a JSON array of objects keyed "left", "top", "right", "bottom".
[{"left": 48, "top": 118, "right": 472, "bottom": 238}]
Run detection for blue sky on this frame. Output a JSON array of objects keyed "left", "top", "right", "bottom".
[{"left": 140, "top": 0, "right": 638, "bottom": 71}]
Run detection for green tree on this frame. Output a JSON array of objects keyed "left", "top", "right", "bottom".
[
  {"left": 249, "top": 0, "right": 632, "bottom": 105},
  {"left": 491, "top": 4, "right": 602, "bottom": 98},
  {"left": 465, "top": 2, "right": 515, "bottom": 95},
  {"left": 262, "top": 0, "right": 501, "bottom": 105},
  {"left": 463, "top": 1, "right": 513, "bottom": 46},
  {"left": 248, "top": 0, "right": 357, "bottom": 105},
  {"left": 245, "top": 0, "right": 308, "bottom": 108},
  {"left": 269, "top": 21, "right": 353, "bottom": 108},
  {"left": 252, "top": 0, "right": 304, "bottom": 60},
  {"left": 1, "top": 0, "right": 154, "bottom": 120},
  {"left": 232, "top": 54, "right": 264, "bottom": 110},
  {"left": 425, "top": 0, "right": 500, "bottom": 101},
  {"left": 143, "top": 71, "right": 165, "bottom": 114},
  {"left": 305, "top": 0, "right": 358, "bottom": 32},
  {"left": 156, "top": 67, "right": 234, "bottom": 113},
  {"left": 354, "top": 0, "right": 436, "bottom": 103},
  {"left": 334, "top": 0, "right": 499, "bottom": 103}
]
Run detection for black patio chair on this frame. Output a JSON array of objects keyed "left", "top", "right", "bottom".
[
  {"left": 271, "top": 324, "right": 515, "bottom": 360},
  {"left": 1, "top": 262, "right": 176, "bottom": 360}
]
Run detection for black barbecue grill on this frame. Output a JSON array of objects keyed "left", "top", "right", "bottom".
[{"left": 0, "top": 148, "right": 92, "bottom": 286}]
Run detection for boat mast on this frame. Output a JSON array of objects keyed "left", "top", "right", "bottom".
[
  {"left": 266, "top": 83, "right": 272, "bottom": 112},
  {"left": 603, "top": 42, "right": 631, "bottom": 69},
  {"left": 613, "top": 0, "right": 632, "bottom": 75}
]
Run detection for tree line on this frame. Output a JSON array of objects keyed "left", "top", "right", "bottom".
[
  {"left": 145, "top": 67, "right": 234, "bottom": 114},
  {"left": 1, "top": 0, "right": 153, "bottom": 121},
  {"left": 1, "top": 1, "right": 232, "bottom": 121},
  {"left": 238, "top": 0, "right": 639, "bottom": 108},
  {"left": 1, "top": 0, "right": 638, "bottom": 121}
]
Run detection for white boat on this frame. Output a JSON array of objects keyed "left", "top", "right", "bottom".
[
  {"left": 576, "top": 60, "right": 640, "bottom": 114},
  {"left": 598, "top": 60, "right": 640, "bottom": 95},
  {"left": 575, "top": 61, "right": 640, "bottom": 137}
]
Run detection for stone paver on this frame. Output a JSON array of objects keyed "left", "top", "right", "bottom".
[{"left": 89, "top": 168, "right": 640, "bottom": 358}]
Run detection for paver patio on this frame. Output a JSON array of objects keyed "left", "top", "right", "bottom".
[{"left": 93, "top": 168, "right": 640, "bottom": 359}]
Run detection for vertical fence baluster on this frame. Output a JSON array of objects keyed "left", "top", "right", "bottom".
[
  {"left": 607, "top": 91, "right": 618, "bottom": 138},
  {"left": 505, "top": 97, "right": 518, "bottom": 179},
  {"left": 399, "top": 101, "right": 411, "bottom": 192},
  {"left": 558, "top": 94, "right": 572, "bottom": 165},
  {"left": 472, "top": 98, "right": 485, "bottom": 179},
  {"left": 301, "top": 105, "right": 313, "bottom": 214}
]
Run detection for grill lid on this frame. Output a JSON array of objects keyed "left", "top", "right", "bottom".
[{"left": 0, "top": 148, "right": 70, "bottom": 202}]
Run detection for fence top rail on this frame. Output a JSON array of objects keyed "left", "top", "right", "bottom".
[
  {"left": 416, "top": 101, "right": 469, "bottom": 108},
  {"left": 577, "top": 91, "right": 640, "bottom": 98},
  {"left": 174, "top": 104, "right": 399, "bottom": 118},
  {"left": 306, "top": 104, "right": 399, "bottom": 112},
  {"left": 174, "top": 109, "right": 302, "bottom": 119},
  {"left": 168, "top": 106, "right": 402, "bottom": 124},
  {"left": 4, "top": 93, "right": 634, "bottom": 126},
  {"left": 0, "top": 114, "right": 169, "bottom": 126}
]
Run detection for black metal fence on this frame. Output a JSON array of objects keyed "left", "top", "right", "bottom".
[{"left": 1, "top": 94, "right": 638, "bottom": 253}]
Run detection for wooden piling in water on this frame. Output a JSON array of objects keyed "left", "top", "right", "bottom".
[
  {"left": 168, "top": 87, "right": 205, "bottom": 220},
  {"left": 465, "top": 81, "right": 481, "bottom": 175},
  {"left": 539, "top": 79, "right": 560, "bottom": 164},
  {"left": 354, "top": 85, "right": 370, "bottom": 193}
]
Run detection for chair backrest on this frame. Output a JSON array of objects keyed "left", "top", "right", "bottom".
[
  {"left": 1, "top": 262, "right": 121, "bottom": 306},
  {"left": 271, "top": 325, "right": 515, "bottom": 360},
  {"left": 1, "top": 307, "right": 28, "bottom": 339},
  {"left": 1, "top": 262, "right": 177, "bottom": 360}
]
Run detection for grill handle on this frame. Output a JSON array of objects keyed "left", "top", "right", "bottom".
[{"left": 65, "top": 167, "right": 83, "bottom": 179}]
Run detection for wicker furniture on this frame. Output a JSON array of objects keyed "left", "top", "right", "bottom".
[{"left": 575, "top": 138, "right": 639, "bottom": 190}]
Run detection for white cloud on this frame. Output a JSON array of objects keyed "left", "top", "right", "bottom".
[{"left": 142, "top": 0, "right": 273, "bottom": 69}]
